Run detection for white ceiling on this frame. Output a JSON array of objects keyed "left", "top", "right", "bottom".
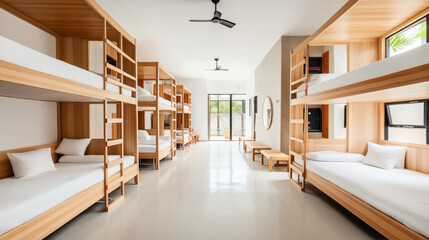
[{"left": 96, "top": 0, "right": 347, "bottom": 81}]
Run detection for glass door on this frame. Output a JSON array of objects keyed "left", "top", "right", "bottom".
[{"left": 209, "top": 94, "right": 246, "bottom": 141}]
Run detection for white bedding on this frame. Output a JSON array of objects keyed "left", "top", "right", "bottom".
[
  {"left": 139, "top": 137, "right": 171, "bottom": 153},
  {"left": 177, "top": 134, "right": 190, "bottom": 140},
  {"left": 176, "top": 103, "right": 190, "bottom": 110},
  {"left": 0, "top": 156, "right": 135, "bottom": 235},
  {"left": 296, "top": 159, "right": 429, "bottom": 237},
  {"left": 0, "top": 36, "right": 131, "bottom": 97},
  {"left": 138, "top": 96, "right": 172, "bottom": 111},
  {"left": 298, "top": 43, "right": 429, "bottom": 97}
]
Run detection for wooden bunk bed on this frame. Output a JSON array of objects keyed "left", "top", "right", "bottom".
[
  {"left": 176, "top": 85, "right": 193, "bottom": 149},
  {"left": 0, "top": 0, "right": 139, "bottom": 239},
  {"left": 288, "top": 1, "right": 429, "bottom": 239},
  {"left": 137, "top": 62, "right": 177, "bottom": 170}
]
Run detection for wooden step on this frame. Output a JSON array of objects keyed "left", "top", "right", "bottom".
[
  {"left": 106, "top": 118, "right": 123, "bottom": 124},
  {"left": 290, "top": 119, "right": 304, "bottom": 124},
  {"left": 106, "top": 77, "right": 136, "bottom": 92},
  {"left": 106, "top": 139, "right": 123, "bottom": 147},
  {"left": 290, "top": 151, "right": 303, "bottom": 159},
  {"left": 106, "top": 63, "right": 136, "bottom": 81},
  {"left": 290, "top": 59, "right": 305, "bottom": 71},
  {"left": 106, "top": 195, "right": 124, "bottom": 211},
  {"left": 106, "top": 158, "right": 123, "bottom": 168},
  {"left": 291, "top": 76, "right": 306, "bottom": 86},
  {"left": 290, "top": 178, "right": 304, "bottom": 191},
  {"left": 107, "top": 176, "right": 124, "bottom": 191},
  {"left": 291, "top": 87, "right": 306, "bottom": 94},
  {"left": 106, "top": 39, "right": 136, "bottom": 64},
  {"left": 290, "top": 137, "right": 304, "bottom": 143},
  {"left": 290, "top": 163, "right": 303, "bottom": 175}
]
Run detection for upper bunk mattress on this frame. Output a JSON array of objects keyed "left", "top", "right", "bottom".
[
  {"left": 301, "top": 160, "right": 429, "bottom": 238},
  {"left": 138, "top": 96, "right": 172, "bottom": 111},
  {"left": 176, "top": 103, "right": 190, "bottom": 110},
  {"left": 298, "top": 43, "right": 429, "bottom": 97},
  {"left": 0, "top": 36, "right": 131, "bottom": 96},
  {"left": 0, "top": 156, "right": 135, "bottom": 236}
]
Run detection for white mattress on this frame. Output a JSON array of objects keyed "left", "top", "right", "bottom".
[
  {"left": 139, "top": 139, "right": 171, "bottom": 153},
  {"left": 0, "top": 36, "right": 131, "bottom": 97},
  {"left": 300, "top": 160, "right": 429, "bottom": 237},
  {"left": 138, "top": 96, "right": 172, "bottom": 111},
  {"left": 0, "top": 156, "right": 135, "bottom": 235},
  {"left": 177, "top": 134, "right": 190, "bottom": 140},
  {"left": 297, "top": 43, "right": 429, "bottom": 97},
  {"left": 176, "top": 103, "right": 190, "bottom": 110}
]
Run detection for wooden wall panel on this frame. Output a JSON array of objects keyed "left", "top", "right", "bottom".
[
  {"left": 347, "top": 102, "right": 380, "bottom": 154},
  {"left": 124, "top": 103, "right": 137, "bottom": 156},
  {"left": 59, "top": 37, "right": 89, "bottom": 70},
  {"left": 307, "top": 139, "right": 347, "bottom": 153},
  {"left": 348, "top": 42, "right": 379, "bottom": 71},
  {"left": 381, "top": 140, "right": 429, "bottom": 174}
]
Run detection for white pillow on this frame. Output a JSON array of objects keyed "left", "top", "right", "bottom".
[
  {"left": 138, "top": 130, "right": 152, "bottom": 142},
  {"left": 362, "top": 142, "right": 407, "bottom": 170},
  {"left": 307, "top": 151, "right": 364, "bottom": 162},
  {"left": 59, "top": 155, "right": 120, "bottom": 163},
  {"left": 138, "top": 86, "right": 152, "bottom": 96},
  {"left": 55, "top": 138, "right": 91, "bottom": 156},
  {"left": 7, "top": 148, "right": 56, "bottom": 178}
]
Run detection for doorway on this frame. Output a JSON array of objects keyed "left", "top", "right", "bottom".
[{"left": 208, "top": 94, "right": 246, "bottom": 141}]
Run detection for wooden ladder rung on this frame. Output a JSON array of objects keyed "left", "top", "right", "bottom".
[
  {"left": 106, "top": 195, "right": 124, "bottom": 211},
  {"left": 290, "top": 119, "right": 304, "bottom": 124},
  {"left": 290, "top": 137, "right": 304, "bottom": 143},
  {"left": 290, "top": 151, "right": 303, "bottom": 159},
  {"left": 291, "top": 76, "right": 306, "bottom": 86},
  {"left": 290, "top": 178, "right": 304, "bottom": 190},
  {"left": 106, "top": 77, "right": 137, "bottom": 92},
  {"left": 290, "top": 59, "right": 305, "bottom": 71},
  {"left": 106, "top": 39, "right": 136, "bottom": 64},
  {"left": 107, "top": 139, "right": 123, "bottom": 147},
  {"left": 106, "top": 158, "right": 123, "bottom": 168},
  {"left": 107, "top": 176, "right": 124, "bottom": 191},
  {"left": 106, "top": 63, "right": 137, "bottom": 81},
  {"left": 291, "top": 87, "right": 306, "bottom": 94},
  {"left": 106, "top": 118, "right": 123, "bottom": 124},
  {"left": 290, "top": 163, "right": 303, "bottom": 175}
]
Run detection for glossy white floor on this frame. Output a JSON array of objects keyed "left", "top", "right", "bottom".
[{"left": 47, "top": 141, "right": 384, "bottom": 240}]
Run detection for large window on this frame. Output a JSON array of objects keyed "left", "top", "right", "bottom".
[
  {"left": 385, "top": 100, "right": 429, "bottom": 145},
  {"left": 386, "top": 15, "right": 428, "bottom": 57}
]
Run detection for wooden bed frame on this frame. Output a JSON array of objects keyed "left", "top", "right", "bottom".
[
  {"left": 288, "top": 0, "right": 429, "bottom": 239},
  {"left": 176, "top": 85, "right": 193, "bottom": 149},
  {"left": 137, "top": 62, "right": 177, "bottom": 170},
  {"left": 0, "top": 143, "right": 139, "bottom": 240}
]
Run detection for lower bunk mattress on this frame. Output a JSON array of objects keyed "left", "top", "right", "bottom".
[
  {"left": 0, "top": 155, "right": 135, "bottom": 236},
  {"left": 296, "top": 159, "right": 429, "bottom": 238},
  {"left": 139, "top": 140, "right": 171, "bottom": 154}
]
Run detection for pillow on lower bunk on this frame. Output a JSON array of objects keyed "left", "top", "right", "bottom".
[
  {"left": 138, "top": 130, "right": 152, "bottom": 141},
  {"left": 362, "top": 142, "right": 406, "bottom": 170},
  {"left": 306, "top": 151, "right": 364, "bottom": 162},
  {"left": 138, "top": 86, "right": 152, "bottom": 96},
  {"left": 7, "top": 148, "right": 56, "bottom": 178},
  {"left": 55, "top": 138, "right": 91, "bottom": 156},
  {"left": 59, "top": 155, "right": 121, "bottom": 163}
]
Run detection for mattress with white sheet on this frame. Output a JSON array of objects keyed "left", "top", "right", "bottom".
[
  {"left": 138, "top": 96, "right": 172, "bottom": 111},
  {"left": 0, "top": 36, "right": 131, "bottom": 96},
  {"left": 177, "top": 133, "right": 190, "bottom": 140},
  {"left": 298, "top": 159, "right": 429, "bottom": 238},
  {"left": 0, "top": 155, "right": 135, "bottom": 235},
  {"left": 176, "top": 103, "right": 190, "bottom": 110},
  {"left": 297, "top": 43, "right": 429, "bottom": 97},
  {"left": 139, "top": 138, "right": 171, "bottom": 154}
]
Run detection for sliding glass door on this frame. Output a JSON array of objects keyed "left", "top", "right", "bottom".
[{"left": 209, "top": 94, "right": 246, "bottom": 141}]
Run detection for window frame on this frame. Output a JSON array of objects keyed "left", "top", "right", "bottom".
[
  {"left": 384, "top": 100, "right": 429, "bottom": 144},
  {"left": 385, "top": 14, "right": 429, "bottom": 58}
]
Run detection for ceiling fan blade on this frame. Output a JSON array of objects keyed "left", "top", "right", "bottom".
[
  {"left": 204, "top": 69, "right": 217, "bottom": 71},
  {"left": 218, "top": 69, "right": 229, "bottom": 71},
  {"left": 189, "top": 19, "right": 213, "bottom": 22},
  {"left": 219, "top": 19, "right": 235, "bottom": 28}
]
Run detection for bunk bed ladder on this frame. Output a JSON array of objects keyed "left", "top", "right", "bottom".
[
  {"left": 171, "top": 78, "right": 177, "bottom": 158},
  {"left": 289, "top": 45, "right": 309, "bottom": 191}
]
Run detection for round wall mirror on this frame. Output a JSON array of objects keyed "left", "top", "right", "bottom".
[{"left": 263, "top": 97, "right": 273, "bottom": 130}]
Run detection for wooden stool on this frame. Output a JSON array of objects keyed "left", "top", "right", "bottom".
[
  {"left": 248, "top": 144, "right": 271, "bottom": 162},
  {"left": 261, "top": 150, "right": 289, "bottom": 172},
  {"left": 240, "top": 138, "right": 255, "bottom": 151},
  {"left": 244, "top": 141, "right": 262, "bottom": 153}
]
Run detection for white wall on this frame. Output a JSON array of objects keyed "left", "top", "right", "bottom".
[
  {"left": 207, "top": 80, "right": 246, "bottom": 94},
  {"left": 0, "top": 9, "right": 58, "bottom": 151},
  {"left": 176, "top": 79, "right": 209, "bottom": 141}
]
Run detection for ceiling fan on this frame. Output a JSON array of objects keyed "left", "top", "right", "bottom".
[
  {"left": 205, "top": 58, "right": 229, "bottom": 71},
  {"left": 189, "top": 0, "right": 236, "bottom": 28}
]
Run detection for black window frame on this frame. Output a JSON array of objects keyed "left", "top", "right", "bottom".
[
  {"left": 384, "top": 100, "right": 429, "bottom": 144},
  {"left": 385, "top": 14, "right": 429, "bottom": 58}
]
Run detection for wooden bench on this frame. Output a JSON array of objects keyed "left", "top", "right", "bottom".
[
  {"left": 240, "top": 137, "right": 255, "bottom": 151},
  {"left": 244, "top": 140, "right": 262, "bottom": 153},
  {"left": 261, "top": 150, "right": 289, "bottom": 172},
  {"left": 247, "top": 143, "right": 271, "bottom": 162}
]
